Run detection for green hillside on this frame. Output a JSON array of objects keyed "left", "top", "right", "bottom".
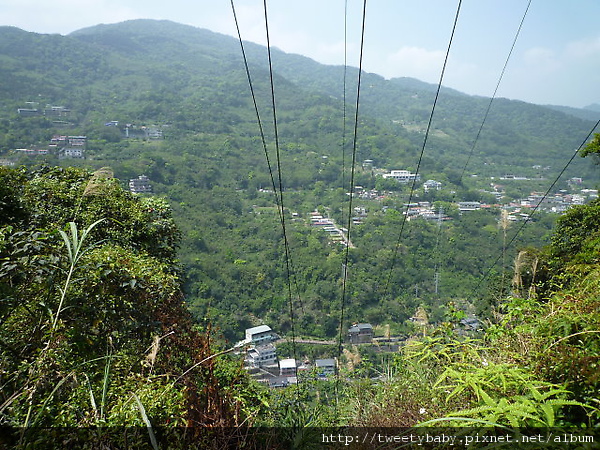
[
  {"left": 0, "top": 20, "right": 598, "bottom": 341},
  {"left": 1, "top": 19, "right": 599, "bottom": 440}
]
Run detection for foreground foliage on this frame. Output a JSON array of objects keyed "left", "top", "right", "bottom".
[{"left": 0, "top": 166, "right": 263, "bottom": 435}]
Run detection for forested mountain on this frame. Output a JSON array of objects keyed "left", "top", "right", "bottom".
[
  {"left": 1, "top": 19, "right": 600, "bottom": 438},
  {"left": 0, "top": 19, "right": 597, "bottom": 176},
  {"left": 0, "top": 19, "right": 598, "bottom": 342}
]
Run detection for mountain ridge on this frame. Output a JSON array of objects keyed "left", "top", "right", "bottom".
[
  {"left": 0, "top": 20, "right": 594, "bottom": 115},
  {"left": 0, "top": 19, "right": 597, "bottom": 181}
]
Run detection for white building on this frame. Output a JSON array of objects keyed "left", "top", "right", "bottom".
[
  {"left": 382, "top": 170, "right": 421, "bottom": 183},
  {"left": 279, "top": 358, "right": 297, "bottom": 376},
  {"left": 246, "top": 344, "right": 277, "bottom": 368},
  {"left": 423, "top": 180, "right": 442, "bottom": 192},
  {"left": 458, "top": 201, "right": 481, "bottom": 211},
  {"left": 60, "top": 148, "right": 84, "bottom": 159},
  {"left": 245, "top": 325, "right": 276, "bottom": 345},
  {"left": 129, "top": 175, "right": 153, "bottom": 194}
]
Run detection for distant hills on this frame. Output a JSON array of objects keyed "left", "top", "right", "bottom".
[
  {"left": 1, "top": 18, "right": 599, "bottom": 343},
  {"left": 0, "top": 18, "right": 598, "bottom": 182}
]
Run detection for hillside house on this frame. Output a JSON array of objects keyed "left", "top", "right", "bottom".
[
  {"left": 245, "top": 325, "right": 277, "bottom": 345},
  {"left": 382, "top": 170, "right": 420, "bottom": 183},
  {"left": 17, "top": 108, "right": 40, "bottom": 117},
  {"left": 44, "top": 105, "right": 70, "bottom": 117},
  {"left": 315, "top": 358, "right": 336, "bottom": 377},
  {"left": 458, "top": 201, "right": 481, "bottom": 211},
  {"left": 129, "top": 175, "right": 153, "bottom": 194},
  {"left": 423, "top": 180, "right": 442, "bottom": 192},
  {"left": 67, "top": 136, "right": 87, "bottom": 147},
  {"left": 60, "top": 148, "right": 84, "bottom": 159},
  {"left": 279, "top": 358, "right": 297, "bottom": 377},
  {"left": 348, "top": 323, "right": 373, "bottom": 344},
  {"left": 245, "top": 344, "right": 277, "bottom": 368}
]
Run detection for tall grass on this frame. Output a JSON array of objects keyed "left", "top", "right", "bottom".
[{"left": 52, "top": 219, "right": 104, "bottom": 329}]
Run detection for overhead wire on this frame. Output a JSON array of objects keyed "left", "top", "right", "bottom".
[
  {"left": 475, "top": 118, "right": 600, "bottom": 293},
  {"left": 335, "top": 0, "right": 368, "bottom": 418},
  {"left": 381, "top": 0, "right": 464, "bottom": 300},
  {"left": 341, "top": 0, "right": 349, "bottom": 193},
  {"left": 459, "top": 0, "right": 533, "bottom": 182},
  {"left": 230, "top": 0, "right": 300, "bottom": 375},
  {"left": 430, "top": 0, "right": 532, "bottom": 299},
  {"left": 261, "top": 0, "right": 300, "bottom": 375}
]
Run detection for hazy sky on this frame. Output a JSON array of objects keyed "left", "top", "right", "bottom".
[{"left": 2, "top": 0, "right": 599, "bottom": 108}]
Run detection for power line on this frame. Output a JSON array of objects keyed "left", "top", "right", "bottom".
[
  {"left": 230, "top": 0, "right": 277, "bottom": 200},
  {"left": 475, "top": 118, "right": 600, "bottom": 293},
  {"left": 335, "top": 0, "right": 368, "bottom": 419},
  {"left": 341, "top": 0, "right": 349, "bottom": 193},
  {"left": 382, "top": 0, "right": 464, "bottom": 300},
  {"left": 230, "top": 0, "right": 300, "bottom": 374},
  {"left": 338, "top": 0, "right": 367, "bottom": 350},
  {"left": 459, "top": 0, "right": 533, "bottom": 182},
  {"left": 431, "top": 0, "right": 532, "bottom": 299},
  {"left": 262, "top": 0, "right": 299, "bottom": 372}
]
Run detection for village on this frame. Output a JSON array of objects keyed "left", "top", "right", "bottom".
[
  {"left": 236, "top": 308, "right": 482, "bottom": 389},
  {"left": 237, "top": 323, "right": 376, "bottom": 388}
]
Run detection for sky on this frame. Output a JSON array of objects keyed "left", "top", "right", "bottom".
[{"left": 1, "top": 0, "right": 599, "bottom": 108}]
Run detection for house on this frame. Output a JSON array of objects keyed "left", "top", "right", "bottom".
[
  {"left": 279, "top": 358, "right": 297, "bottom": 376},
  {"left": 458, "top": 201, "right": 481, "bottom": 211},
  {"left": 17, "top": 108, "right": 40, "bottom": 117},
  {"left": 245, "top": 325, "right": 277, "bottom": 345},
  {"left": 67, "top": 136, "right": 87, "bottom": 147},
  {"left": 315, "top": 358, "right": 336, "bottom": 377},
  {"left": 423, "top": 180, "right": 442, "bottom": 192},
  {"left": 382, "top": 170, "right": 420, "bottom": 183},
  {"left": 145, "top": 127, "right": 163, "bottom": 140},
  {"left": 460, "top": 317, "right": 483, "bottom": 332},
  {"left": 245, "top": 344, "right": 277, "bottom": 368},
  {"left": 129, "top": 175, "right": 153, "bottom": 194},
  {"left": 44, "top": 105, "right": 70, "bottom": 117},
  {"left": 348, "top": 323, "right": 373, "bottom": 344},
  {"left": 60, "top": 148, "right": 84, "bottom": 159}
]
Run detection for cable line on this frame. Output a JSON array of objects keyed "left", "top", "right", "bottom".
[
  {"left": 335, "top": 0, "right": 368, "bottom": 408},
  {"left": 231, "top": 0, "right": 307, "bottom": 318},
  {"left": 431, "top": 0, "right": 532, "bottom": 298},
  {"left": 459, "top": 0, "right": 533, "bottom": 182},
  {"left": 231, "top": 0, "right": 300, "bottom": 378},
  {"left": 475, "top": 118, "right": 600, "bottom": 293},
  {"left": 261, "top": 0, "right": 300, "bottom": 378},
  {"left": 341, "top": 0, "right": 349, "bottom": 193},
  {"left": 382, "top": 0, "right": 464, "bottom": 300},
  {"left": 230, "top": 0, "right": 277, "bottom": 202}
]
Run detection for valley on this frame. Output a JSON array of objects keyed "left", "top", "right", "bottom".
[{"left": 1, "top": 19, "right": 599, "bottom": 439}]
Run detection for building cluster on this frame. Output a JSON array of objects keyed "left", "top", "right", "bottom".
[
  {"left": 309, "top": 211, "right": 349, "bottom": 245},
  {"left": 105, "top": 121, "right": 164, "bottom": 140},
  {"left": 240, "top": 323, "right": 377, "bottom": 388},
  {"left": 241, "top": 325, "right": 336, "bottom": 387},
  {"left": 17, "top": 103, "right": 71, "bottom": 118},
  {"left": 506, "top": 189, "right": 598, "bottom": 216},
  {"left": 13, "top": 134, "right": 88, "bottom": 159}
]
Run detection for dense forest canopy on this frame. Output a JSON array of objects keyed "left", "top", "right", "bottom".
[
  {"left": 1, "top": 19, "right": 599, "bottom": 442},
  {"left": 0, "top": 20, "right": 598, "bottom": 341}
]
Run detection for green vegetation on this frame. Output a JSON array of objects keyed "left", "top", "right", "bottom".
[
  {"left": 1, "top": 20, "right": 599, "bottom": 445},
  {"left": 0, "top": 167, "right": 263, "bottom": 437}
]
